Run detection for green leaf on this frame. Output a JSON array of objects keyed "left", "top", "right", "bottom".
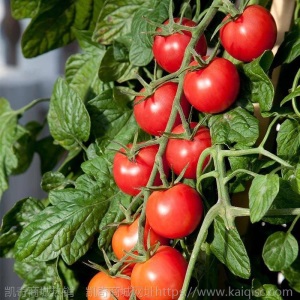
[
  {"left": 277, "top": 119, "right": 300, "bottom": 161},
  {"left": 210, "top": 216, "right": 251, "bottom": 279},
  {"left": 129, "top": 0, "right": 169, "bottom": 66},
  {"left": 273, "top": 19, "right": 300, "bottom": 67},
  {"left": 253, "top": 283, "right": 284, "bottom": 300},
  {"left": 0, "top": 98, "right": 19, "bottom": 199},
  {"left": 99, "top": 46, "right": 138, "bottom": 83},
  {"left": 282, "top": 258, "right": 300, "bottom": 293},
  {"left": 280, "top": 86, "right": 300, "bottom": 106},
  {"left": 263, "top": 231, "right": 298, "bottom": 271},
  {"left": 0, "top": 197, "right": 45, "bottom": 258},
  {"left": 249, "top": 174, "right": 279, "bottom": 223},
  {"left": 41, "top": 172, "right": 70, "bottom": 192},
  {"left": 48, "top": 78, "right": 91, "bottom": 151},
  {"left": 14, "top": 260, "right": 68, "bottom": 300},
  {"left": 11, "top": 0, "right": 40, "bottom": 19},
  {"left": 208, "top": 107, "right": 259, "bottom": 149},
  {"left": 14, "top": 157, "right": 115, "bottom": 265},
  {"left": 21, "top": 0, "right": 96, "bottom": 58},
  {"left": 239, "top": 51, "right": 274, "bottom": 112},
  {"left": 93, "top": 0, "right": 144, "bottom": 45}
]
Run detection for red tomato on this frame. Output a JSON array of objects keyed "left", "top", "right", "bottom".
[
  {"left": 183, "top": 58, "right": 240, "bottom": 113},
  {"left": 87, "top": 271, "right": 131, "bottom": 300},
  {"left": 134, "top": 82, "right": 191, "bottom": 136},
  {"left": 113, "top": 144, "right": 169, "bottom": 196},
  {"left": 131, "top": 246, "right": 188, "bottom": 300},
  {"left": 220, "top": 5, "right": 277, "bottom": 62},
  {"left": 153, "top": 18, "right": 207, "bottom": 73},
  {"left": 146, "top": 183, "right": 203, "bottom": 239},
  {"left": 112, "top": 216, "right": 169, "bottom": 260},
  {"left": 165, "top": 122, "right": 211, "bottom": 179}
]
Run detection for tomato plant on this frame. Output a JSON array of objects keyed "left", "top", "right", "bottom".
[
  {"left": 1, "top": 0, "right": 300, "bottom": 300},
  {"left": 165, "top": 122, "right": 212, "bottom": 179},
  {"left": 131, "top": 246, "right": 187, "bottom": 300},
  {"left": 152, "top": 17, "right": 207, "bottom": 73},
  {"left": 183, "top": 57, "right": 240, "bottom": 113},
  {"left": 112, "top": 216, "right": 169, "bottom": 260},
  {"left": 220, "top": 5, "right": 277, "bottom": 62},
  {"left": 87, "top": 271, "right": 131, "bottom": 300},
  {"left": 133, "top": 82, "right": 190, "bottom": 136},
  {"left": 146, "top": 183, "right": 204, "bottom": 238}
]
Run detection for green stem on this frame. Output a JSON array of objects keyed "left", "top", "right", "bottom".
[
  {"left": 231, "top": 206, "right": 300, "bottom": 218},
  {"left": 224, "top": 169, "right": 258, "bottom": 184},
  {"left": 16, "top": 98, "right": 49, "bottom": 115},
  {"left": 291, "top": 69, "right": 300, "bottom": 117},
  {"left": 259, "top": 115, "right": 280, "bottom": 148},
  {"left": 287, "top": 214, "right": 300, "bottom": 234}
]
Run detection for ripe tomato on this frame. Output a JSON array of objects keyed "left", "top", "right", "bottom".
[
  {"left": 87, "top": 271, "right": 131, "bottom": 300},
  {"left": 131, "top": 246, "right": 187, "bottom": 300},
  {"left": 112, "top": 216, "right": 169, "bottom": 260},
  {"left": 146, "top": 183, "right": 203, "bottom": 239},
  {"left": 165, "top": 122, "right": 211, "bottom": 179},
  {"left": 134, "top": 82, "right": 191, "bottom": 136},
  {"left": 153, "top": 18, "right": 207, "bottom": 73},
  {"left": 220, "top": 5, "right": 277, "bottom": 62},
  {"left": 113, "top": 144, "right": 169, "bottom": 196},
  {"left": 183, "top": 58, "right": 240, "bottom": 113}
]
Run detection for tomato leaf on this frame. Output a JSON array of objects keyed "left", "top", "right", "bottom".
[
  {"left": 208, "top": 107, "right": 259, "bottom": 149},
  {"left": 14, "top": 156, "right": 116, "bottom": 265},
  {"left": 129, "top": 0, "right": 169, "bottom": 66},
  {"left": 11, "top": 0, "right": 40, "bottom": 19},
  {"left": 41, "top": 172, "right": 70, "bottom": 192},
  {"left": 273, "top": 19, "right": 300, "bottom": 67},
  {"left": 93, "top": 0, "right": 144, "bottom": 45},
  {"left": 263, "top": 231, "right": 298, "bottom": 271},
  {"left": 48, "top": 78, "right": 91, "bottom": 151},
  {"left": 0, "top": 198, "right": 45, "bottom": 258},
  {"left": 239, "top": 51, "right": 274, "bottom": 112},
  {"left": 249, "top": 174, "right": 279, "bottom": 223},
  {"left": 210, "top": 216, "right": 251, "bottom": 279},
  {"left": 280, "top": 86, "right": 300, "bottom": 106},
  {"left": 282, "top": 258, "right": 300, "bottom": 293},
  {"left": 21, "top": 0, "right": 98, "bottom": 58}
]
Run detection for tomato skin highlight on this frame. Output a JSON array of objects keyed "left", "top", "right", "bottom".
[
  {"left": 113, "top": 144, "right": 169, "bottom": 196},
  {"left": 153, "top": 18, "right": 207, "bottom": 73},
  {"left": 131, "top": 246, "right": 188, "bottom": 300},
  {"left": 112, "top": 216, "right": 169, "bottom": 260},
  {"left": 87, "top": 271, "right": 131, "bottom": 300},
  {"left": 146, "top": 183, "right": 204, "bottom": 239},
  {"left": 220, "top": 5, "right": 277, "bottom": 62},
  {"left": 165, "top": 122, "right": 211, "bottom": 179},
  {"left": 183, "top": 58, "right": 240, "bottom": 113},
  {"left": 134, "top": 82, "right": 191, "bottom": 136}
]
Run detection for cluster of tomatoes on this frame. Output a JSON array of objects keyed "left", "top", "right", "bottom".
[{"left": 87, "top": 5, "right": 277, "bottom": 300}]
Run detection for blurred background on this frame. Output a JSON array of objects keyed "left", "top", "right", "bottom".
[{"left": 0, "top": 0, "right": 78, "bottom": 298}]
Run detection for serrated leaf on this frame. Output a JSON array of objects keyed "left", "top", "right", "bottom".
[
  {"left": 263, "top": 231, "right": 298, "bottom": 271},
  {"left": 129, "top": 0, "right": 169, "bottom": 66},
  {"left": 99, "top": 46, "right": 138, "bottom": 83},
  {"left": 41, "top": 172, "right": 69, "bottom": 192},
  {"left": 0, "top": 98, "right": 19, "bottom": 200},
  {"left": 11, "top": 0, "right": 40, "bottom": 19},
  {"left": 239, "top": 51, "right": 274, "bottom": 112},
  {"left": 93, "top": 0, "right": 144, "bottom": 45},
  {"left": 273, "top": 19, "right": 300, "bottom": 67},
  {"left": 0, "top": 197, "right": 45, "bottom": 257},
  {"left": 208, "top": 107, "right": 259, "bottom": 148},
  {"left": 277, "top": 119, "right": 300, "bottom": 161},
  {"left": 249, "top": 174, "right": 279, "bottom": 223},
  {"left": 14, "top": 260, "right": 67, "bottom": 300},
  {"left": 210, "top": 216, "right": 251, "bottom": 279},
  {"left": 14, "top": 156, "right": 116, "bottom": 265},
  {"left": 21, "top": 0, "right": 97, "bottom": 58},
  {"left": 48, "top": 78, "right": 91, "bottom": 151}
]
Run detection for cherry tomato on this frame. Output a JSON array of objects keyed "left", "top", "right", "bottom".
[
  {"left": 220, "top": 5, "right": 277, "bottom": 62},
  {"left": 146, "top": 183, "right": 203, "bottom": 239},
  {"left": 112, "top": 216, "right": 169, "bottom": 260},
  {"left": 87, "top": 271, "right": 131, "bottom": 300},
  {"left": 131, "top": 246, "right": 187, "bottom": 300},
  {"left": 113, "top": 144, "right": 169, "bottom": 196},
  {"left": 134, "top": 82, "right": 191, "bottom": 136},
  {"left": 165, "top": 122, "right": 211, "bottom": 179},
  {"left": 183, "top": 58, "right": 240, "bottom": 113},
  {"left": 153, "top": 18, "right": 207, "bottom": 73}
]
